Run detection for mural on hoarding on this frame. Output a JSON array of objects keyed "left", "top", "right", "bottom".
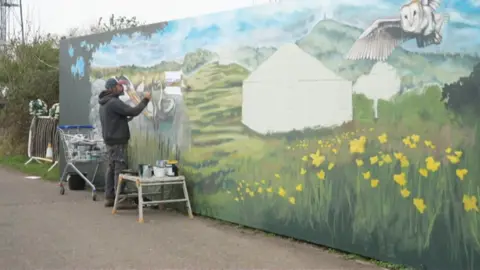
[{"left": 61, "top": 0, "right": 480, "bottom": 269}]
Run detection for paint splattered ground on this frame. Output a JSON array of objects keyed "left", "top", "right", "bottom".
[{"left": 0, "top": 167, "right": 383, "bottom": 270}]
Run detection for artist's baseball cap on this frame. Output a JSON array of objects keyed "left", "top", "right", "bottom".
[{"left": 105, "top": 78, "right": 128, "bottom": 89}]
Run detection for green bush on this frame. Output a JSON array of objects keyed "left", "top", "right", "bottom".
[{"left": 0, "top": 38, "right": 59, "bottom": 155}]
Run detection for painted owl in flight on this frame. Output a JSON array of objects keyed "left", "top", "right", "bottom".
[{"left": 346, "top": 0, "right": 449, "bottom": 61}]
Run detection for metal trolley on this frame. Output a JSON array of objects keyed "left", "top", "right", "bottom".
[{"left": 58, "top": 125, "right": 106, "bottom": 201}]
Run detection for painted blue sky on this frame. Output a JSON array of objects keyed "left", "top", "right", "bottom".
[{"left": 91, "top": 0, "right": 480, "bottom": 68}]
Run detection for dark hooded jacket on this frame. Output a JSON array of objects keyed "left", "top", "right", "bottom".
[{"left": 98, "top": 90, "right": 149, "bottom": 145}]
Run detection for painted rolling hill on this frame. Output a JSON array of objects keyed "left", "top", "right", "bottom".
[
  {"left": 296, "top": 19, "right": 480, "bottom": 88},
  {"left": 91, "top": 19, "right": 480, "bottom": 91},
  {"left": 184, "top": 19, "right": 480, "bottom": 89}
]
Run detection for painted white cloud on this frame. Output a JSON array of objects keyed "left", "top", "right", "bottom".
[
  {"left": 91, "top": 0, "right": 480, "bottom": 68},
  {"left": 448, "top": 10, "right": 480, "bottom": 26},
  {"left": 471, "top": 0, "right": 480, "bottom": 7},
  {"left": 92, "top": 3, "right": 320, "bottom": 67},
  {"left": 92, "top": 0, "right": 389, "bottom": 67}
]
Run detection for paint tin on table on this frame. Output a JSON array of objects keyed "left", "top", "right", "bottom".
[
  {"left": 137, "top": 164, "right": 145, "bottom": 177},
  {"left": 138, "top": 164, "right": 152, "bottom": 178},
  {"left": 156, "top": 160, "right": 165, "bottom": 167},
  {"left": 165, "top": 164, "right": 174, "bottom": 176},
  {"left": 153, "top": 166, "right": 166, "bottom": 177},
  {"left": 144, "top": 165, "right": 152, "bottom": 178}
]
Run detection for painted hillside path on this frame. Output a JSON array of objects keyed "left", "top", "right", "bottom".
[{"left": 0, "top": 167, "right": 384, "bottom": 270}]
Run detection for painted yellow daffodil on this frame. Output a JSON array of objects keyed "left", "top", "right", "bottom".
[
  {"left": 400, "top": 188, "right": 410, "bottom": 198},
  {"left": 382, "top": 154, "right": 393, "bottom": 164},
  {"left": 402, "top": 137, "right": 412, "bottom": 146},
  {"left": 456, "top": 169, "right": 468, "bottom": 181},
  {"left": 288, "top": 197, "right": 296, "bottom": 205},
  {"left": 378, "top": 133, "right": 388, "bottom": 144},
  {"left": 317, "top": 170, "right": 326, "bottom": 180},
  {"left": 446, "top": 155, "right": 460, "bottom": 164},
  {"left": 413, "top": 198, "right": 427, "bottom": 214},
  {"left": 419, "top": 168, "right": 428, "bottom": 177},
  {"left": 356, "top": 159, "right": 364, "bottom": 167},
  {"left": 463, "top": 195, "right": 479, "bottom": 212},
  {"left": 425, "top": 156, "right": 440, "bottom": 172},
  {"left": 400, "top": 156, "right": 410, "bottom": 168},
  {"left": 310, "top": 150, "right": 326, "bottom": 167},
  {"left": 328, "top": 162, "right": 335, "bottom": 170},
  {"left": 393, "top": 173, "right": 407, "bottom": 186},
  {"left": 349, "top": 136, "right": 366, "bottom": 154}
]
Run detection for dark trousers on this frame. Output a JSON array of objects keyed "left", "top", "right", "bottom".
[{"left": 105, "top": 144, "right": 128, "bottom": 200}]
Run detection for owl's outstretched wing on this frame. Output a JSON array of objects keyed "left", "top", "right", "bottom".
[
  {"left": 345, "top": 18, "right": 415, "bottom": 61},
  {"left": 421, "top": 0, "right": 441, "bottom": 10}
]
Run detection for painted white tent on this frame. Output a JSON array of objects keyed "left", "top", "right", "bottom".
[{"left": 241, "top": 43, "right": 353, "bottom": 134}]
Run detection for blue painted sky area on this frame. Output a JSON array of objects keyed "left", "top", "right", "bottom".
[
  {"left": 90, "top": 0, "right": 480, "bottom": 68},
  {"left": 71, "top": 56, "right": 85, "bottom": 78}
]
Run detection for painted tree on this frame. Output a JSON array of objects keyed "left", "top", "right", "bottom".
[
  {"left": 353, "top": 62, "right": 401, "bottom": 120},
  {"left": 441, "top": 62, "right": 480, "bottom": 118}
]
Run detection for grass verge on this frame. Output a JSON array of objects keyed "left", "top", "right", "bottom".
[{"left": 0, "top": 155, "right": 59, "bottom": 181}]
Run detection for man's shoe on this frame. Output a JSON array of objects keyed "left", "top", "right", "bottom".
[{"left": 104, "top": 199, "right": 115, "bottom": 207}]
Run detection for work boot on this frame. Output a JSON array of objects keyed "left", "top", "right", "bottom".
[{"left": 104, "top": 198, "right": 114, "bottom": 207}]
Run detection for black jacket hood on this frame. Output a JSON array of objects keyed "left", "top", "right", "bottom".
[
  {"left": 98, "top": 89, "right": 149, "bottom": 146},
  {"left": 98, "top": 90, "right": 118, "bottom": 105}
]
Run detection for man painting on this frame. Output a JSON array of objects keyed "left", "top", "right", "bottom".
[{"left": 98, "top": 78, "right": 151, "bottom": 207}]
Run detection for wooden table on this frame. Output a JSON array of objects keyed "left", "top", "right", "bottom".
[{"left": 113, "top": 174, "right": 193, "bottom": 223}]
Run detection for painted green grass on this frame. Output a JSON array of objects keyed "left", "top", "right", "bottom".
[{"left": 124, "top": 62, "right": 480, "bottom": 268}]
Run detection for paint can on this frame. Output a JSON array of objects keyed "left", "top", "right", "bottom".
[
  {"left": 153, "top": 166, "right": 166, "bottom": 177},
  {"left": 138, "top": 164, "right": 152, "bottom": 178},
  {"left": 156, "top": 160, "right": 165, "bottom": 167},
  {"left": 165, "top": 164, "right": 174, "bottom": 176}
]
